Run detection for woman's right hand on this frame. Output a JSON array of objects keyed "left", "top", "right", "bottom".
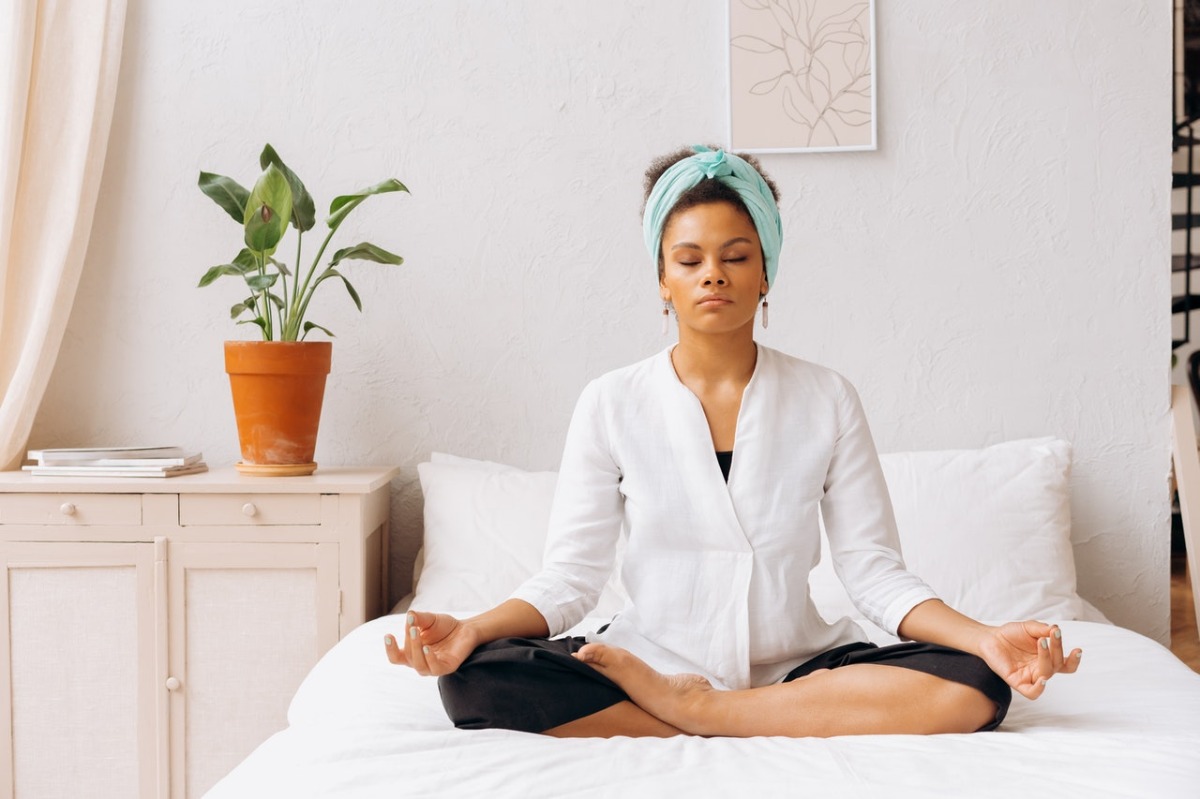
[{"left": 383, "top": 610, "right": 479, "bottom": 676}]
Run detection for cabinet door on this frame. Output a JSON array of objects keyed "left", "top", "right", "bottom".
[
  {"left": 167, "top": 542, "right": 337, "bottom": 799},
  {"left": 0, "top": 542, "right": 157, "bottom": 799}
]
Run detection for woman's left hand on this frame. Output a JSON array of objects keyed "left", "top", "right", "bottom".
[{"left": 978, "top": 621, "right": 1082, "bottom": 699}]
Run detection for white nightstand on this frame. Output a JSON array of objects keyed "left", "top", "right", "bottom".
[{"left": 0, "top": 465, "right": 397, "bottom": 799}]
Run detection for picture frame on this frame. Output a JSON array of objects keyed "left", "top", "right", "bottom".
[{"left": 727, "top": 0, "right": 877, "bottom": 153}]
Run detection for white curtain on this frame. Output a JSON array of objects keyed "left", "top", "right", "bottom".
[{"left": 0, "top": 0, "right": 127, "bottom": 470}]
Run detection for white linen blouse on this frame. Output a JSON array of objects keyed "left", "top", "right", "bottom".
[{"left": 511, "top": 344, "right": 938, "bottom": 690}]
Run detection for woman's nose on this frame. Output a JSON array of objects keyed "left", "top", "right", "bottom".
[{"left": 701, "top": 258, "right": 729, "bottom": 285}]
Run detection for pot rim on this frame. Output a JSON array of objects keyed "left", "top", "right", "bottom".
[{"left": 224, "top": 340, "right": 332, "bottom": 375}]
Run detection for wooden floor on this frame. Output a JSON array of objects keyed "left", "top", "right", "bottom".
[{"left": 1171, "top": 553, "right": 1200, "bottom": 672}]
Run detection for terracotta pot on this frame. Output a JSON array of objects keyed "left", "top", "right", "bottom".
[{"left": 224, "top": 341, "right": 332, "bottom": 476}]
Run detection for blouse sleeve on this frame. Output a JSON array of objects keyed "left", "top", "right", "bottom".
[
  {"left": 819, "top": 377, "right": 938, "bottom": 635},
  {"left": 509, "top": 379, "right": 624, "bottom": 636}
]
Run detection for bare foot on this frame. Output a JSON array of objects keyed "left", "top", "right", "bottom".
[{"left": 574, "top": 643, "right": 715, "bottom": 733}]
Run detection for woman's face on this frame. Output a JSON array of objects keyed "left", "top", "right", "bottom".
[{"left": 659, "top": 201, "right": 769, "bottom": 336}]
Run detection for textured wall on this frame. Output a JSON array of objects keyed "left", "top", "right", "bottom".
[{"left": 32, "top": 2, "right": 1172, "bottom": 641}]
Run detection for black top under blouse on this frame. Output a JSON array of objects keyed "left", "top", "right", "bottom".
[{"left": 715, "top": 450, "right": 733, "bottom": 482}]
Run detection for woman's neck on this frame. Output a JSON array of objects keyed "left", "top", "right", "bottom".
[{"left": 670, "top": 329, "right": 758, "bottom": 388}]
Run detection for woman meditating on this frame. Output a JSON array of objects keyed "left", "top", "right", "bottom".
[{"left": 384, "top": 145, "right": 1082, "bottom": 738}]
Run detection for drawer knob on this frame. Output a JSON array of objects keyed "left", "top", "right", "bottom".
[
  {"left": 241, "top": 502, "right": 258, "bottom": 517},
  {"left": 165, "top": 677, "right": 181, "bottom": 691},
  {"left": 59, "top": 502, "right": 76, "bottom": 517}
]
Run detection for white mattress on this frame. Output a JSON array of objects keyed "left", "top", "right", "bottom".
[{"left": 206, "top": 615, "right": 1200, "bottom": 799}]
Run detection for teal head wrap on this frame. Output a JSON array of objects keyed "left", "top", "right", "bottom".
[{"left": 642, "top": 145, "right": 782, "bottom": 287}]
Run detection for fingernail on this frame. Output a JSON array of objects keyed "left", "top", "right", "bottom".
[
  {"left": 406, "top": 613, "right": 414, "bottom": 626},
  {"left": 1076, "top": 651, "right": 1083, "bottom": 658},
  {"left": 1053, "top": 628, "right": 1062, "bottom": 640},
  {"left": 1039, "top": 678, "right": 1047, "bottom": 687},
  {"left": 1040, "top": 638, "right": 1049, "bottom": 650},
  {"left": 384, "top": 634, "right": 394, "bottom": 646},
  {"left": 422, "top": 646, "right": 430, "bottom": 655},
  {"left": 410, "top": 627, "right": 418, "bottom": 640}
]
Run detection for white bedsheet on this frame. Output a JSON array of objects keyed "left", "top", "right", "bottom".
[{"left": 206, "top": 615, "right": 1200, "bottom": 799}]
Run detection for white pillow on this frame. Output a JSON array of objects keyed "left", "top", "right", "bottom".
[
  {"left": 408, "top": 452, "right": 523, "bottom": 589},
  {"left": 411, "top": 454, "right": 629, "bottom": 619},
  {"left": 808, "top": 436, "right": 1088, "bottom": 623},
  {"left": 417, "top": 438, "right": 1092, "bottom": 627}
]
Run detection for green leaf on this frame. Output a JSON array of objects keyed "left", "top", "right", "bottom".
[
  {"left": 230, "top": 299, "right": 255, "bottom": 319},
  {"left": 330, "top": 241, "right": 403, "bottom": 266},
  {"left": 326, "top": 178, "right": 408, "bottom": 230},
  {"left": 265, "top": 292, "right": 285, "bottom": 310},
  {"left": 243, "top": 164, "right": 294, "bottom": 253},
  {"left": 237, "top": 317, "right": 268, "bottom": 335},
  {"left": 259, "top": 144, "right": 316, "bottom": 232},
  {"left": 267, "top": 256, "right": 291, "bottom": 276},
  {"left": 198, "top": 172, "right": 250, "bottom": 224},
  {"left": 199, "top": 262, "right": 252, "bottom": 287},
  {"left": 232, "top": 248, "right": 257, "bottom": 270},
  {"left": 245, "top": 272, "right": 279, "bottom": 291},
  {"left": 302, "top": 321, "right": 335, "bottom": 339},
  {"left": 316, "top": 267, "right": 362, "bottom": 311}
]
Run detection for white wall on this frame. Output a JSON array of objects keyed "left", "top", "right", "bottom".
[{"left": 32, "top": 2, "right": 1173, "bottom": 641}]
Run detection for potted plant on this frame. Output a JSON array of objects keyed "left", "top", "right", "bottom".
[{"left": 198, "top": 144, "right": 406, "bottom": 475}]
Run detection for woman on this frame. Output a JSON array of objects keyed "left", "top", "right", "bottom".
[{"left": 384, "top": 145, "right": 1082, "bottom": 738}]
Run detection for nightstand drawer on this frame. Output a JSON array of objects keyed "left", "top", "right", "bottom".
[
  {"left": 0, "top": 493, "right": 142, "bottom": 526},
  {"left": 179, "top": 493, "right": 322, "bottom": 526}
]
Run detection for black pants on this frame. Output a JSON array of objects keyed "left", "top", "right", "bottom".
[{"left": 438, "top": 637, "right": 1012, "bottom": 734}]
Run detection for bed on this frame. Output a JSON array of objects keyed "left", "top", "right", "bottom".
[{"left": 206, "top": 437, "right": 1200, "bottom": 798}]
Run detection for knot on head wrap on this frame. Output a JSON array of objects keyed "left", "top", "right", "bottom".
[{"left": 643, "top": 145, "right": 783, "bottom": 287}]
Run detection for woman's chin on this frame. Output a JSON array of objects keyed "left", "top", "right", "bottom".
[{"left": 678, "top": 317, "right": 757, "bottom": 337}]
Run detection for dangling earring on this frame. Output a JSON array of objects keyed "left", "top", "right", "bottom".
[
  {"left": 761, "top": 298, "right": 769, "bottom": 329},
  {"left": 661, "top": 301, "right": 672, "bottom": 336}
]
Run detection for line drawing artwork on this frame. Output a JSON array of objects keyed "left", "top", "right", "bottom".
[{"left": 728, "top": 0, "right": 876, "bottom": 152}]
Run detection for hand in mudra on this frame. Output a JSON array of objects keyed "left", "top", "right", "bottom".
[
  {"left": 978, "top": 621, "right": 1082, "bottom": 699},
  {"left": 383, "top": 610, "right": 478, "bottom": 676}
]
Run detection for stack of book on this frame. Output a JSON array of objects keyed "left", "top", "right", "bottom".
[{"left": 24, "top": 446, "right": 208, "bottom": 478}]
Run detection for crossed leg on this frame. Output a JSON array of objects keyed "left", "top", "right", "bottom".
[
  {"left": 562, "top": 643, "right": 996, "bottom": 738},
  {"left": 544, "top": 700, "right": 683, "bottom": 738}
]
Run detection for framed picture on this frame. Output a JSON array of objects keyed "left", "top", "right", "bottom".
[{"left": 727, "top": 0, "right": 877, "bottom": 153}]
